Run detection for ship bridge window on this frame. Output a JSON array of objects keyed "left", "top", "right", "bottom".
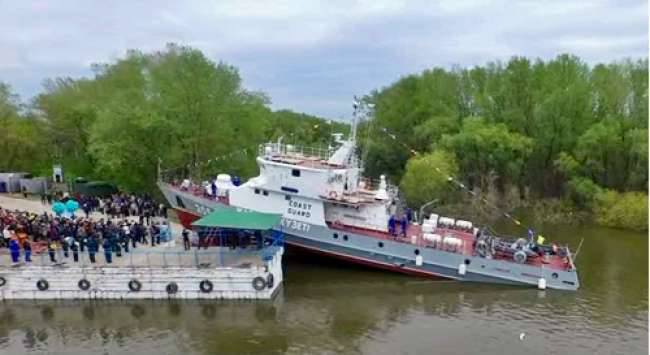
[
  {"left": 292, "top": 169, "right": 301, "bottom": 177},
  {"left": 281, "top": 186, "right": 299, "bottom": 194}
]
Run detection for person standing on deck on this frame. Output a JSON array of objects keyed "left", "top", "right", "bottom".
[
  {"left": 400, "top": 215, "right": 407, "bottom": 237},
  {"left": 388, "top": 215, "right": 396, "bottom": 236}
]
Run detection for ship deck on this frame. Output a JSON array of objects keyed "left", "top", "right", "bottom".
[{"left": 328, "top": 222, "right": 571, "bottom": 271}]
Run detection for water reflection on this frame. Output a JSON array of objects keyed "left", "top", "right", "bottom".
[{"left": 0, "top": 224, "right": 645, "bottom": 354}]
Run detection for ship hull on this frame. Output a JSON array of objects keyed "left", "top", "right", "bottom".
[{"left": 160, "top": 182, "right": 579, "bottom": 291}]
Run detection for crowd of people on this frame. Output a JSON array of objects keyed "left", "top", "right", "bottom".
[
  {"left": 40, "top": 192, "right": 168, "bottom": 222},
  {"left": 1, "top": 192, "right": 175, "bottom": 265}
]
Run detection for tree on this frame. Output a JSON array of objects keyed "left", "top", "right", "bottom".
[
  {"left": 439, "top": 118, "right": 533, "bottom": 193},
  {"left": 400, "top": 150, "right": 459, "bottom": 208}
]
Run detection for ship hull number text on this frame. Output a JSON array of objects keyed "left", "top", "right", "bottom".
[{"left": 281, "top": 218, "right": 311, "bottom": 233}]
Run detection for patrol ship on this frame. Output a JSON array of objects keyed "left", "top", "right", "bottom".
[{"left": 158, "top": 108, "right": 580, "bottom": 291}]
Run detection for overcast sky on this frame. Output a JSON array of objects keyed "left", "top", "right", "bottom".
[{"left": 0, "top": 0, "right": 647, "bottom": 119}]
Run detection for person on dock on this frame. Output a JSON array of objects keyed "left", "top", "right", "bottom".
[
  {"left": 102, "top": 237, "right": 112, "bottom": 264},
  {"left": 61, "top": 236, "right": 70, "bottom": 258},
  {"left": 23, "top": 239, "right": 31, "bottom": 262},
  {"left": 87, "top": 235, "right": 98, "bottom": 263},
  {"left": 70, "top": 239, "right": 79, "bottom": 262},
  {"left": 182, "top": 229, "right": 191, "bottom": 250},
  {"left": 9, "top": 237, "right": 20, "bottom": 263},
  {"left": 47, "top": 241, "right": 57, "bottom": 263}
]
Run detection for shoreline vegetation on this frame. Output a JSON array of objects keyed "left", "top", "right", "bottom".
[{"left": 0, "top": 44, "right": 647, "bottom": 231}]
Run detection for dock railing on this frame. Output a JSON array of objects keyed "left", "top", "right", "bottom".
[{"left": 0, "top": 246, "right": 279, "bottom": 270}]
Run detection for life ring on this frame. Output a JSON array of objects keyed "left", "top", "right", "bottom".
[
  {"left": 36, "top": 279, "right": 49, "bottom": 291},
  {"left": 328, "top": 191, "right": 338, "bottom": 199},
  {"left": 0, "top": 276, "right": 6, "bottom": 287},
  {"left": 513, "top": 250, "right": 527, "bottom": 264},
  {"left": 128, "top": 279, "right": 142, "bottom": 292},
  {"left": 166, "top": 282, "right": 179, "bottom": 294},
  {"left": 78, "top": 279, "right": 91, "bottom": 291},
  {"left": 266, "top": 273, "right": 274, "bottom": 289},
  {"left": 199, "top": 279, "right": 213, "bottom": 293},
  {"left": 252, "top": 276, "right": 266, "bottom": 291}
]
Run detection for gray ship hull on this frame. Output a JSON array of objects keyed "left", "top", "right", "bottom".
[{"left": 159, "top": 182, "right": 580, "bottom": 291}]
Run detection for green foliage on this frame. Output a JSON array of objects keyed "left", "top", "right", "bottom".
[
  {"left": 566, "top": 177, "right": 602, "bottom": 208},
  {"left": 440, "top": 118, "right": 533, "bottom": 191},
  {"left": 400, "top": 150, "right": 459, "bottom": 208},
  {"left": 594, "top": 190, "right": 648, "bottom": 231},
  {"left": 2, "top": 44, "right": 340, "bottom": 193},
  {"left": 362, "top": 54, "right": 647, "bottom": 201}
]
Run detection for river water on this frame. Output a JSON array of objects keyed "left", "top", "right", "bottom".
[{"left": 0, "top": 224, "right": 646, "bottom": 355}]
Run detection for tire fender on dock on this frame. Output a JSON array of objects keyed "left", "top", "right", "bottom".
[
  {"left": 128, "top": 279, "right": 142, "bottom": 292},
  {"left": 199, "top": 280, "right": 213, "bottom": 293},
  {"left": 36, "top": 279, "right": 49, "bottom": 291},
  {"left": 78, "top": 279, "right": 91, "bottom": 291},
  {"left": 252, "top": 276, "right": 266, "bottom": 291}
]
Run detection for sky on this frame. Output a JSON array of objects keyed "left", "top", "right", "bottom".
[{"left": 0, "top": 0, "right": 648, "bottom": 119}]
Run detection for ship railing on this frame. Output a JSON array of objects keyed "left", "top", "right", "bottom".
[
  {"left": 259, "top": 143, "right": 332, "bottom": 162},
  {"left": 0, "top": 247, "right": 278, "bottom": 270}
]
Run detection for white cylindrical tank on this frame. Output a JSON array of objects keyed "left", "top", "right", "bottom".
[
  {"left": 439, "top": 217, "right": 455, "bottom": 228},
  {"left": 429, "top": 213, "right": 439, "bottom": 226},
  {"left": 415, "top": 255, "right": 423, "bottom": 266},
  {"left": 422, "top": 223, "right": 434, "bottom": 233},
  {"left": 456, "top": 220, "right": 473, "bottom": 230}
]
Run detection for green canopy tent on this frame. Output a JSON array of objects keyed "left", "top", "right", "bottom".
[
  {"left": 192, "top": 209, "right": 282, "bottom": 230},
  {"left": 191, "top": 208, "right": 283, "bottom": 250}
]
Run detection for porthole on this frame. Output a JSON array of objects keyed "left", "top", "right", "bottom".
[
  {"left": 378, "top": 242, "right": 384, "bottom": 248},
  {"left": 343, "top": 235, "right": 349, "bottom": 241},
  {"left": 254, "top": 189, "right": 260, "bottom": 194},
  {"left": 414, "top": 249, "right": 420, "bottom": 255},
  {"left": 262, "top": 190, "right": 269, "bottom": 196},
  {"left": 464, "top": 259, "right": 471, "bottom": 265},
  {"left": 552, "top": 272, "right": 559, "bottom": 279},
  {"left": 333, "top": 233, "right": 338, "bottom": 239}
]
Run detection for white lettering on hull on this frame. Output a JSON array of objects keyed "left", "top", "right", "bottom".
[{"left": 281, "top": 218, "right": 311, "bottom": 233}]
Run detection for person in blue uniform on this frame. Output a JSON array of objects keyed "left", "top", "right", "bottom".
[
  {"left": 87, "top": 236, "right": 98, "bottom": 263},
  {"left": 9, "top": 238, "right": 20, "bottom": 263},
  {"left": 23, "top": 239, "right": 32, "bottom": 262},
  {"left": 103, "top": 238, "right": 112, "bottom": 264},
  {"left": 388, "top": 216, "right": 396, "bottom": 236}
]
